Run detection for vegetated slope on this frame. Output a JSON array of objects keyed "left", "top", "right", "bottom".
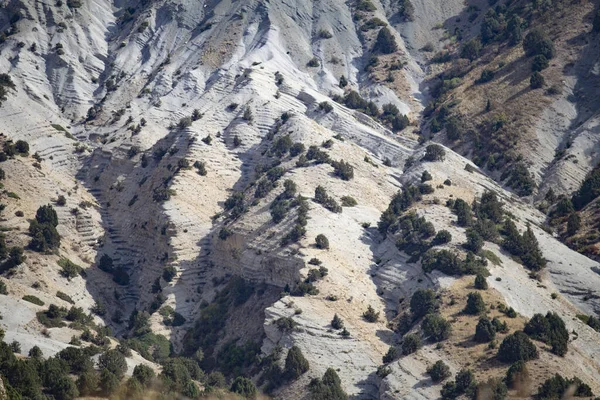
[
  {"left": 0, "top": 0, "right": 599, "bottom": 399},
  {"left": 419, "top": 0, "right": 600, "bottom": 199}
]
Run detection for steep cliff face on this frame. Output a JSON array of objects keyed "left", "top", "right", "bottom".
[{"left": 1, "top": 0, "right": 600, "bottom": 398}]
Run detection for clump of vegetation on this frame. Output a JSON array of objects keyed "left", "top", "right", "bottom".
[
  {"left": 523, "top": 312, "right": 569, "bottom": 356},
  {"left": 29, "top": 204, "right": 61, "bottom": 252},
  {"left": 373, "top": 27, "right": 397, "bottom": 54},
  {"left": 497, "top": 331, "right": 538, "bottom": 363},
  {"left": 501, "top": 221, "right": 546, "bottom": 271},
  {"left": 331, "top": 160, "right": 354, "bottom": 180},
  {"left": 314, "top": 186, "right": 342, "bottom": 213},
  {"left": 23, "top": 295, "right": 44, "bottom": 306},
  {"left": 537, "top": 374, "right": 593, "bottom": 399},
  {"left": 422, "top": 313, "right": 451, "bottom": 342},
  {"left": 423, "top": 144, "right": 445, "bottom": 162},
  {"left": 309, "top": 368, "right": 348, "bottom": 399},
  {"left": 440, "top": 369, "right": 476, "bottom": 399},
  {"left": 410, "top": 289, "right": 438, "bottom": 319},
  {"left": 315, "top": 234, "right": 329, "bottom": 249},
  {"left": 378, "top": 185, "right": 422, "bottom": 235},
  {"left": 363, "top": 305, "right": 379, "bottom": 323},
  {"left": 58, "top": 258, "right": 82, "bottom": 280},
  {"left": 427, "top": 360, "right": 450, "bottom": 382},
  {"left": 402, "top": 333, "right": 421, "bottom": 355},
  {"left": 463, "top": 292, "right": 486, "bottom": 315},
  {"left": 284, "top": 345, "right": 309, "bottom": 380}
]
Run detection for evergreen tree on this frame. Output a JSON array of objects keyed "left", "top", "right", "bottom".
[
  {"left": 285, "top": 346, "right": 309, "bottom": 380},
  {"left": 410, "top": 289, "right": 438, "bottom": 319},
  {"left": 474, "top": 317, "right": 496, "bottom": 342},
  {"left": 464, "top": 292, "right": 486, "bottom": 315},
  {"left": 566, "top": 213, "right": 581, "bottom": 236},
  {"left": 520, "top": 226, "right": 546, "bottom": 271},
  {"left": 373, "top": 27, "right": 397, "bottom": 54}
]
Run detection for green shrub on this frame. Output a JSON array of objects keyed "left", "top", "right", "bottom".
[
  {"left": 373, "top": 27, "right": 397, "bottom": 54},
  {"left": 474, "top": 274, "right": 488, "bottom": 290},
  {"left": 421, "top": 170, "right": 433, "bottom": 182},
  {"left": 309, "top": 368, "right": 348, "bottom": 399},
  {"left": 432, "top": 230, "right": 452, "bottom": 245},
  {"left": 331, "top": 314, "right": 344, "bottom": 330},
  {"left": 341, "top": 196, "right": 357, "bottom": 207},
  {"left": 98, "top": 350, "right": 127, "bottom": 379},
  {"left": 505, "top": 360, "right": 528, "bottom": 389},
  {"left": 410, "top": 289, "right": 438, "bottom": 319},
  {"left": 315, "top": 234, "right": 330, "bottom": 249},
  {"left": 231, "top": 376, "right": 256, "bottom": 398},
  {"left": 477, "top": 69, "right": 495, "bottom": 84},
  {"left": 58, "top": 258, "right": 82, "bottom": 279},
  {"left": 284, "top": 345, "right": 309, "bottom": 380},
  {"left": 422, "top": 313, "right": 451, "bottom": 342},
  {"left": 497, "top": 331, "right": 538, "bottom": 363},
  {"left": 464, "top": 292, "right": 486, "bottom": 315},
  {"left": 464, "top": 229, "right": 484, "bottom": 253},
  {"left": 537, "top": 374, "right": 593, "bottom": 399},
  {"left": 363, "top": 305, "right": 379, "bottom": 322},
  {"left": 423, "top": 144, "right": 445, "bottom": 162},
  {"left": 452, "top": 198, "right": 473, "bottom": 227},
  {"left": 23, "top": 295, "right": 44, "bottom": 306},
  {"left": 460, "top": 38, "right": 482, "bottom": 61},
  {"left": 29, "top": 205, "right": 60, "bottom": 252},
  {"left": 523, "top": 29, "right": 555, "bottom": 59},
  {"left": 427, "top": 360, "right": 450, "bottom": 382},
  {"left": 566, "top": 213, "right": 581, "bottom": 236},
  {"left": 523, "top": 312, "right": 569, "bottom": 356},
  {"left": 530, "top": 71, "right": 545, "bottom": 89},
  {"left": 402, "top": 333, "right": 421, "bottom": 354},
  {"left": 474, "top": 317, "right": 496, "bottom": 342},
  {"left": 382, "top": 346, "right": 400, "bottom": 363},
  {"left": 531, "top": 54, "right": 549, "bottom": 72},
  {"left": 332, "top": 160, "right": 354, "bottom": 180},
  {"left": 307, "top": 57, "right": 320, "bottom": 67}
]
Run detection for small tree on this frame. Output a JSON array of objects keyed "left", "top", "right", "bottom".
[
  {"left": 464, "top": 229, "right": 484, "bottom": 253},
  {"left": 427, "top": 360, "right": 451, "bottom": 382},
  {"left": 332, "top": 160, "right": 354, "bottom": 180},
  {"left": 162, "top": 266, "right": 177, "bottom": 282},
  {"left": 285, "top": 346, "right": 309, "bottom": 380},
  {"left": 410, "top": 289, "right": 437, "bottom": 319},
  {"left": 566, "top": 213, "right": 581, "bottom": 236},
  {"left": 363, "top": 305, "right": 380, "bottom": 323},
  {"left": 505, "top": 360, "right": 529, "bottom": 389},
  {"left": 98, "top": 350, "right": 127, "bottom": 379},
  {"left": 382, "top": 346, "right": 400, "bottom": 363},
  {"left": 464, "top": 292, "right": 486, "bottom": 315},
  {"left": 460, "top": 38, "right": 482, "bottom": 61},
  {"left": 315, "top": 234, "right": 330, "bottom": 249},
  {"left": 523, "top": 29, "right": 555, "bottom": 59},
  {"left": 373, "top": 27, "right": 397, "bottom": 54},
  {"left": 402, "top": 333, "right": 421, "bottom": 355},
  {"left": 423, "top": 144, "right": 445, "bottom": 162},
  {"left": 474, "top": 317, "right": 496, "bottom": 342},
  {"left": 432, "top": 230, "right": 452, "bottom": 245},
  {"left": 422, "top": 313, "right": 451, "bottom": 342},
  {"left": 230, "top": 376, "right": 257, "bottom": 398},
  {"left": 331, "top": 314, "right": 344, "bottom": 330},
  {"left": 474, "top": 274, "right": 488, "bottom": 290},
  {"left": 530, "top": 72, "right": 545, "bottom": 89},
  {"left": 421, "top": 170, "right": 433, "bottom": 182},
  {"left": 497, "top": 331, "right": 539, "bottom": 363},
  {"left": 531, "top": 54, "right": 549, "bottom": 72}
]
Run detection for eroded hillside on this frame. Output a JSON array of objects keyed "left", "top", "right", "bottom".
[{"left": 0, "top": 0, "right": 599, "bottom": 399}]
